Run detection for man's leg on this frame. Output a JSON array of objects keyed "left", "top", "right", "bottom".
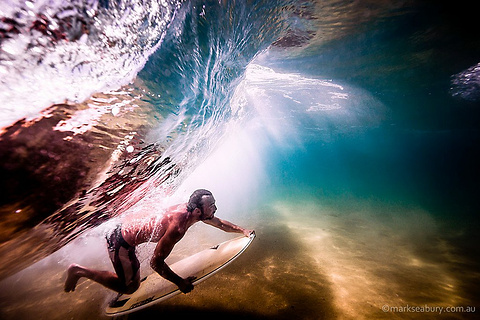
[
  {"left": 64, "top": 263, "right": 134, "bottom": 293},
  {"left": 64, "top": 226, "right": 140, "bottom": 294}
]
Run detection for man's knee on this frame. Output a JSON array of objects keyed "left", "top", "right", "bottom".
[{"left": 124, "top": 280, "right": 140, "bottom": 294}]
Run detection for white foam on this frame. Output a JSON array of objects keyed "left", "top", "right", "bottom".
[{"left": 0, "top": 0, "right": 180, "bottom": 129}]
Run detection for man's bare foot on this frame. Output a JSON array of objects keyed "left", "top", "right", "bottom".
[{"left": 64, "top": 264, "right": 83, "bottom": 292}]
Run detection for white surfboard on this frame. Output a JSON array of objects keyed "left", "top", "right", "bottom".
[{"left": 105, "top": 233, "right": 255, "bottom": 317}]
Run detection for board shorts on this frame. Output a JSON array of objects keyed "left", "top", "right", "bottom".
[{"left": 106, "top": 225, "right": 140, "bottom": 287}]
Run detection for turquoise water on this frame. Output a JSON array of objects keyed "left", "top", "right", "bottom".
[{"left": 1, "top": 0, "right": 479, "bottom": 319}]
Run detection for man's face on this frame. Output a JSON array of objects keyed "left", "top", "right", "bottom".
[{"left": 200, "top": 195, "right": 217, "bottom": 220}]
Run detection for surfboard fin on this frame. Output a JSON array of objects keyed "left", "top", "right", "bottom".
[{"left": 109, "top": 298, "right": 130, "bottom": 308}]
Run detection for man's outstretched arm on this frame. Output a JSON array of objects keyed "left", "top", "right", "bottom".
[{"left": 204, "top": 217, "right": 254, "bottom": 237}]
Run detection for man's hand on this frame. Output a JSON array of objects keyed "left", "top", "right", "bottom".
[
  {"left": 243, "top": 229, "right": 255, "bottom": 237},
  {"left": 178, "top": 276, "right": 196, "bottom": 294}
]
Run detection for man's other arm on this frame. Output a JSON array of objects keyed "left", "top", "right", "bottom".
[
  {"left": 204, "top": 217, "right": 254, "bottom": 237},
  {"left": 150, "top": 224, "right": 195, "bottom": 293}
]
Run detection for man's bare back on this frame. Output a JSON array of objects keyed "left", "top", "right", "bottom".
[
  {"left": 64, "top": 190, "right": 253, "bottom": 295},
  {"left": 121, "top": 204, "right": 188, "bottom": 246}
]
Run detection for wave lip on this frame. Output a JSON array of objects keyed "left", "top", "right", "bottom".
[{"left": 0, "top": 0, "right": 181, "bottom": 129}]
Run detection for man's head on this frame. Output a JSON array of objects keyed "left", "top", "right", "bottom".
[{"left": 187, "top": 189, "right": 216, "bottom": 220}]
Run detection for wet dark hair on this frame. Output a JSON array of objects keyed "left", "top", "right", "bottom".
[{"left": 187, "top": 189, "right": 213, "bottom": 212}]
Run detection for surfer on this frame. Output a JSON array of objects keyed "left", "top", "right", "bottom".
[{"left": 64, "top": 189, "right": 253, "bottom": 295}]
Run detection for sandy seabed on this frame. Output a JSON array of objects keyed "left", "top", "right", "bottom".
[{"left": 0, "top": 197, "right": 478, "bottom": 320}]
